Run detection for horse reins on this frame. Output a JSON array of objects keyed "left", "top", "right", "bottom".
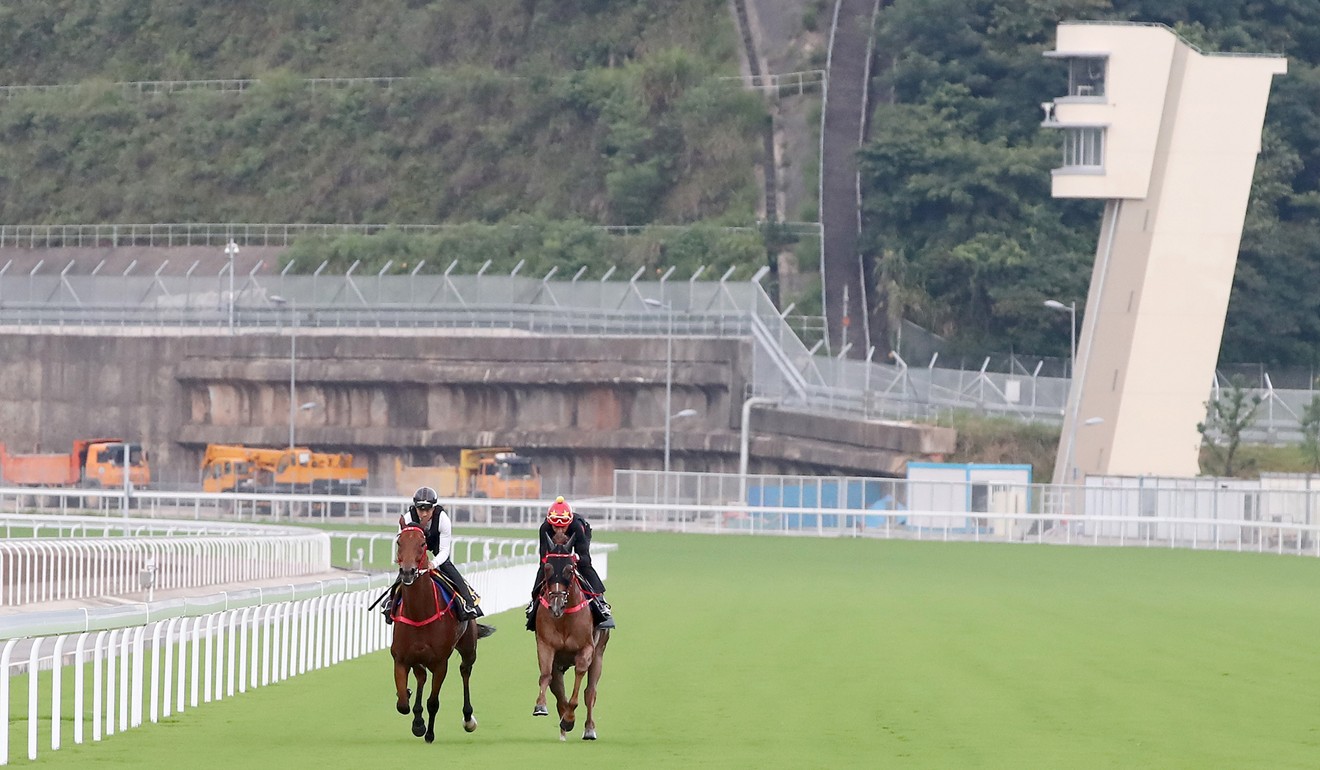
[
  {"left": 392, "top": 580, "right": 455, "bottom": 627},
  {"left": 389, "top": 525, "right": 453, "bottom": 625}
]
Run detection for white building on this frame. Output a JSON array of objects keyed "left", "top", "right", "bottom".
[{"left": 1042, "top": 22, "right": 1286, "bottom": 484}]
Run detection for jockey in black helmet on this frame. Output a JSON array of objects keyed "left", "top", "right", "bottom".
[
  {"left": 526, "top": 496, "right": 613, "bottom": 631},
  {"left": 382, "top": 486, "right": 484, "bottom": 623}
]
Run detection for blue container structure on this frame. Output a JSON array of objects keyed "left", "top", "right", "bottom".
[{"left": 745, "top": 479, "right": 903, "bottom": 532}]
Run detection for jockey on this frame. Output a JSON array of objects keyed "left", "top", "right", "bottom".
[
  {"left": 526, "top": 496, "right": 613, "bottom": 631},
  {"left": 383, "top": 486, "right": 484, "bottom": 624}
]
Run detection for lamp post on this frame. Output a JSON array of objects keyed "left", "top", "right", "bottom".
[
  {"left": 1045, "top": 298, "right": 1081, "bottom": 486},
  {"left": 642, "top": 297, "right": 701, "bottom": 504},
  {"left": 225, "top": 240, "right": 239, "bottom": 334},
  {"left": 271, "top": 296, "right": 318, "bottom": 448},
  {"left": 121, "top": 442, "right": 132, "bottom": 518},
  {"left": 643, "top": 298, "right": 676, "bottom": 477},
  {"left": 294, "top": 401, "right": 319, "bottom": 448},
  {"left": 1043, "top": 299, "right": 1076, "bottom": 378},
  {"left": 665, "top": 407, "right": 698, "bottom": 504}
]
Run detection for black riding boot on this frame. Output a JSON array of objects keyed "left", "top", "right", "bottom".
[
  {"left": 591, "top": 596, "right": 615, "bottom": 629},
  {"left": 526, "top": 581, "right": 542, "bottom": 632},
  {"left": 453, "top": 581, "right": 483, "bottom": 621},
  {"left": 381, "top": 586, "right": 397, "bottom": 625}
]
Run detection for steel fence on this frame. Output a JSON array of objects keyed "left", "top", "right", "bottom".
[{"left": 0, "top": 258, "right": 1311, "bottom": 437}]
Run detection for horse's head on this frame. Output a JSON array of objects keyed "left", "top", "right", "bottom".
[
  {"left": 541, "top": 532, "right": 579, "bottom": 618},
  {"left": 395, "top": 522, "right": 428, "bottom": 586}
]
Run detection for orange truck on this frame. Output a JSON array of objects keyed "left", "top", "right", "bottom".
[
  {"left": 395, "top": 448, "right": 541, "bottom": 499},
  {"left": 0, "top": 438, "right": 151, "bottom": 488},
  {"left": 201, "top": 444, "right": 367, "bottom": 495}
]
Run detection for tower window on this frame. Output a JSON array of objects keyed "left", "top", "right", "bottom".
[
  {"left": 1069, "top": 57, "right": 1106, "bottom": 97},
  {"left": 1063, "top": 127, "right": 1104, "bottom": 168}
]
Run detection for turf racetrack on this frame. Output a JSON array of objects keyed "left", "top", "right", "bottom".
[{"left": 20, "top": 532, "right": 1320, "bottom": 768}]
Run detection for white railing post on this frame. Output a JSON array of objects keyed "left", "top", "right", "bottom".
[
  {"left": 0, "top": 637, "right": 20, "bottom": 764},
  {"left": 26, "top": 637, "right": 43, "bottom": 760}
]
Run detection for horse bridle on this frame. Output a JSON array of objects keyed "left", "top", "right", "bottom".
[
  {"left": 395, "top": 526, "right": 428, "bottom": 586},
  {"left": 542, "top": 551, "right": 580, "bottom": 616}
]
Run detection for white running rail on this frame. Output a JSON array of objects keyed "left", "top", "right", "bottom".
[
  {"left": 0, "top": 516, "right": 330, "bottom": 606},
  {"left": 0, "top": 542, "right": 588, "bottom": 765}
]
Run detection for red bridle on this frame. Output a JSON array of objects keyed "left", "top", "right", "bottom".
[
  {"left": 539, "top": 552, "right": 590, "bottom": 614},
  {"left": 391, "top": 525, "right": 452, "bottom": 626},
  {"left": 395, "top": 526, "right": 428, "bottom": 570}
]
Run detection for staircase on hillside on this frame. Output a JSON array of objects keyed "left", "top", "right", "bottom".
[{"left": 819, "top": 0, "right": 881, "bottom": 359}]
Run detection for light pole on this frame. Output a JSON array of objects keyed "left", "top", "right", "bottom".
[
  {"left": 1043, "top": 299, "right": 1076, "bottom": 378},
  {"left": 643, "top": 298, "right": 676, "bottom": 478},
  {"left": 225, "top": 240, "right": 239, "bottom": 334},
  {"left": 666, "top": 408, "right": 698, "bottom": 472},
  {"left": 121, "top": 442, "right": 132, "bottom": 518},
  {"left": 294, "top": 401, "right": 319, "bottom": 447},
  {"left": 665, "top": 407, "right": 698, "bottom": 503},
  {"left": 272, "top": 296, "right": 318, "bottom": 448},
  {"left": 1045, "top": 299, "right": 1081, "bottom": 486}
]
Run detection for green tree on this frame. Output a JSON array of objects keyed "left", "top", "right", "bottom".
[
  {"left": 1300, "top": 394, "right": 1320, "bottom": 474},
  {"left": 1197, "top": 377, "right": 1263, "bottom": 477}
]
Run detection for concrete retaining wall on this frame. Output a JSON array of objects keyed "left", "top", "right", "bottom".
[{"left": 0, "top": 329, "right": 953, "bottom": 496}]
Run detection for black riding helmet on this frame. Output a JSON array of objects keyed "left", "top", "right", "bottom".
[{"left": 410, "top": 486, "right": 439, "bottom": 515}]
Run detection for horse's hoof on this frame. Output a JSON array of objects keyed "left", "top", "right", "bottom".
[
  {"left": 412, "top": 722, "right": 426, "bottom": 738},
  {"left": 583, "top": 730, "right": 597, "bottom": 741},
  {"left": 425, "top": 732, "right": 435, "bottom": 744},
  {"left": 559, "top": 732, "right": 567, "bottom": 742},
  {"left": 533, "top": 704, "right": 548, "bottom": 717},
  {"left": 463, "top": 718, "right": 478, "bottom": 733},
  {"left": 396, "top": 702, "right": 409, "bottom": 715},
  {"left": 559, "top": 718, "right": 575, "bottom": 733}
]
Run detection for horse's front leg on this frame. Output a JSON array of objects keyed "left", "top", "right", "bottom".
[
  {"left": 583, "top": 642, "right": 605, "bottom": 740},
  {"left": 549, "top": 666, "right": 571, "bottom": 740},
  {"left": 424, "top": 658, "right": 449, "bottom": 744},
  {"left": 458, "top": 626, "right": 479, "bottom": 732},
  {"left": 410, "top": 665, "right": 428, "bottom": 737},
  {"left": 393, "top": 661, "right": 411, "bottom": 715},
  {"left": 533, "top": 641, "right": 554, "bottom": 717},
  {"left": 560, "top": 645, "right": 594, "bottom": 736},
  {"left": 583, "top": 629, "right": 609, "bottom": 740}
]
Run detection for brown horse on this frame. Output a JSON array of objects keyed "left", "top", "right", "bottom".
[
  {"left": 390, "top": 517, "right": 481, "bottom": 742},
  {"left": 533, "top": 531, "right": 610, "bottom": 740}
]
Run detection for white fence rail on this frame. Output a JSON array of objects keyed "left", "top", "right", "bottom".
[
  {"left": 0, "top": 518, "right": 329, "bottom": 607},
  {"left": 0, "top": 539, "right": 583, "bottom": 765},
  {"left": 328, "top": 532, "right": 540, "bottom": 569}
]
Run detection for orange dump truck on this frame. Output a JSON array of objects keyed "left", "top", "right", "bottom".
[
  {"left": 201, "top": 444, "right": 367, "bottom": 495},
  {"left": 395, "top": 448, "right": 541, "bottom": 499},
  {"left": 0, "top": 438, "right": 151, "bottom": 488}
]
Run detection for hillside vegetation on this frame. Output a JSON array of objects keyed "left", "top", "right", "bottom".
[
  {"left": 0, "top": 1, "right": 766, "bottom": 230},
  {"left": 0, "top": 67, "right": 766, "bottom": 226},
  {"left": 863, "top": 1, "right": 1320, "bottom": 367},
  {"left": 0, "top": 1, "right": 738, "bottom": 82},
  {"left": 5, "top": 1, "right": 1320, "bottom": 368}
]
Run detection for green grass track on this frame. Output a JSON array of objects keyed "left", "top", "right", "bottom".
[{"left": 15, "top": 533, "right": 1320, "bottom": 768}]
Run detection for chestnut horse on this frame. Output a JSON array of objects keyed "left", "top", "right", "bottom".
[
  {"left": 533, "top": 531, "right": 610, "bottom": 740},
  {"left": 390, "top": 517, "right": 480, "bottom": 742}
]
